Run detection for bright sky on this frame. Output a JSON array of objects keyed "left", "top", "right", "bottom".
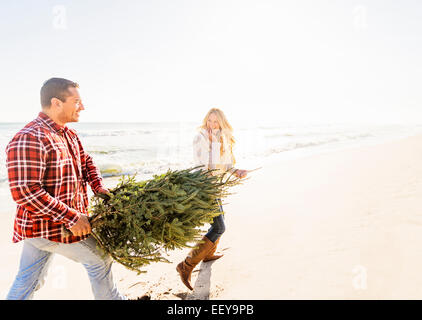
[{"left": 0, "top": 0, "right": 421, "bottom": 125}]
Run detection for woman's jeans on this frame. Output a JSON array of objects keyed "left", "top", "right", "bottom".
[
  {"left": 205, "top": 199, "right": 226, "bottom": 243},
  {"left": 6, "top": 235, "right": 126, "bottom": 300}
]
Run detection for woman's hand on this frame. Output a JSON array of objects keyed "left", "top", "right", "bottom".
[{"left": 234, "top": 169, "right": 248, "bottom": 179}]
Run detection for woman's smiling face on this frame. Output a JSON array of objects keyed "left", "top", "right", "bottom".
[{"left": 206, "top": 113, "right": 220, "bottom": 130}]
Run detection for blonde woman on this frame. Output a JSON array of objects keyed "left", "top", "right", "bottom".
[{"left": 176, "top": 108, "right": 247, "bottom": 291}]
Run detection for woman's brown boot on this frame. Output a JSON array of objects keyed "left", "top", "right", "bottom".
[
  {"left": 176, "top": 236, "right": 214, "bottom": 290},
  {"left": 203, "top": 237, "right": 224, "bottom": 262}
]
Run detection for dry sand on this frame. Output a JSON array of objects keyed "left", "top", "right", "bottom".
[{"left": 1, "top": 134, "right": 422, "bottom": 299}]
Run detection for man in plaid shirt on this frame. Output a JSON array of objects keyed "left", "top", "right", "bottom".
[{"left": 6, "top": 78, "right": 126, "bottom": 300}]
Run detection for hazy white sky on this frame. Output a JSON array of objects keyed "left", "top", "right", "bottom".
[{"left": 0, "top": 0, "right": 421, "bottom": 125}]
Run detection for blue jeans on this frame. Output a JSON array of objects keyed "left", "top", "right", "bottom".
[
  {"left": 205, "top": 199, "right": 225, "bottom": 243},
  {"left": 6, "top": 236, "right": 126, "bottom": 300}
]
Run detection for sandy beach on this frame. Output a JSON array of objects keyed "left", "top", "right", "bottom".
[{"left": 1, "top": 133, "right": 422, "bottom": 300}]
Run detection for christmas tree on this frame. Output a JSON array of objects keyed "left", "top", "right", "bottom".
[{"left": 66, "top": 166, "right": 242, "bottom": 273}]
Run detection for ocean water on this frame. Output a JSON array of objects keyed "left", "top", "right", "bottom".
[{"left": 1, "top": 121, "right": 422, "bottom": 185}]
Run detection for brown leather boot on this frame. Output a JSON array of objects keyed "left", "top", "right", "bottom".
[
  {"left": 176, "top": 236, "right": 214, "bottom": 290},
  {"left": 203, "top": 237, "right": 224, "bottom": 262}
]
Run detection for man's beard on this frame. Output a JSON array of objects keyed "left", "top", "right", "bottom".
[{"left": 59, "top": 111, "right": 78, "bottom": 124}]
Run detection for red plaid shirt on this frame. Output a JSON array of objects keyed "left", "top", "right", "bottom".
[{"left": 6, "top": 112, "right": 105, "bottom": 243}]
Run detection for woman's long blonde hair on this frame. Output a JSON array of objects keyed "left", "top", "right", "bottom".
[{"left": 200, "top": 108, "right": 236, "bottom": 164}]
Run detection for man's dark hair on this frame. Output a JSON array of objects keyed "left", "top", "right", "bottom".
[{"left": 40, "top": 78, "right": 79, "bottom": 108}]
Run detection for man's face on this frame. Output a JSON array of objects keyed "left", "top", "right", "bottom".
[{"left": 58, "top": 87, "right": 85, "bottom": 124}]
